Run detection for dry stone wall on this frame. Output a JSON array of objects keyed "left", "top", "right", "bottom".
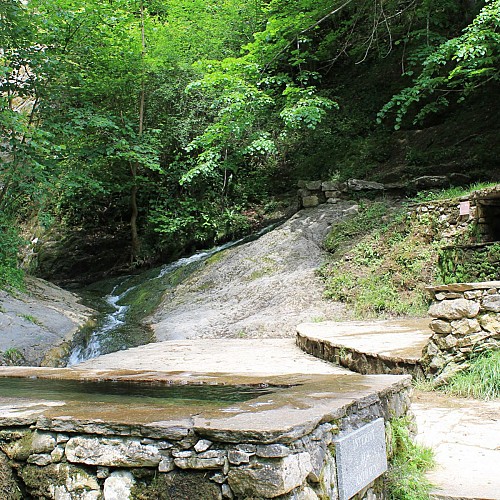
[
  {"left": 297, "top": 179, "right": 386, "bottom": 208},
  {"left": 423, "top": 281, "right": 500, "bottom": 383},
  {"left": 0, "top": 382, "right": 412, "bottom": 500}
]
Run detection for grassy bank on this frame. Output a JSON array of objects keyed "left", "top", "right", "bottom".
[{"left": 318, "top": 200, "right": 439, "bottom": 319}]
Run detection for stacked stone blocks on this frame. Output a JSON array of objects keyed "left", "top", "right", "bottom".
[
  {"left": 297, "top": 179, "right": 385, "bottom": 208},
  {"left": 423, "top": 281, "right": 500, "bottom": 382}
]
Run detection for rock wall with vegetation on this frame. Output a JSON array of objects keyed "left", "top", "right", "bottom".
[
  {"left": 319, "top": 184, "right": 500, "bottom": 319},
  {"left": 423, "top": 282, "right": 500, "bottom": 383}
]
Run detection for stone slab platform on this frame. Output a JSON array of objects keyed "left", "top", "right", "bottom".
[
  {"left": 0, "top": 366, "right": 411, "bottom": 444},
  {"left": 77, "top": 338, "right": 351, "bottom": 376},
  {"left": 413, "top": 390, "right": 500, "bottom": 500},
  {"left": 296, "top": 319, "right": 431, "bottom": 376}
]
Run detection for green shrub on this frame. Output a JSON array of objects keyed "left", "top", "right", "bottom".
[{"left": 0, "top": 216, "right": 24, "bottom": 290}]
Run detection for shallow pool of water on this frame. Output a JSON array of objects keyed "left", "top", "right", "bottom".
[{"left": 0, "top": 377, "right": 285, "bottom": 407}]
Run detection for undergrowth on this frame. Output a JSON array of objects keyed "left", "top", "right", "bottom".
[
  {"left": 319, "top": 201, "right": 439, "bottom": 318},
  {"left": 413, "top": 351, "right": 500, "bottom": 400},
  {"left": 442, "top": 350, "right": 500, "bottom": 400},
  {"left": 0, "top": 215, "right": 24, "bottom": 291},
  {"left": 386, "top": 417, "right": 434, "bottom": 500}
]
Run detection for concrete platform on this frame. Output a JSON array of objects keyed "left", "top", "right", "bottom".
[
  {"left": 413, "top": 390, "right": 500, "bottom": 500},
  {"left": 296, "top": 319, "right": 431, "bottom": 376},
  {"left": 77, "top": 338, "right": 352, "bottom": 376}
]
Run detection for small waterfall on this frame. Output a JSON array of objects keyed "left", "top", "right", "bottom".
[
  {"left": 67, "top": 283, "right": 135, "bottom": 366},
  {"left": 67, "top": 221, "right": 282, "bottom": 366}
]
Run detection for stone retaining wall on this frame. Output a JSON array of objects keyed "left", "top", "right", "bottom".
[
  {"left": 0, "top": 379, "right": 412, "bottom": 500},
  {"left": 422, "top": 281, "right": 500, "bottom": 383},
  {"left": 297, "top": 179, "right": 385, "bottom": 208},
  {"left": 296, "top": 332, "right": 425, "bottom": 378}
]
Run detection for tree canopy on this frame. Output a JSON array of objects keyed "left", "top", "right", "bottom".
[{"left": 1, "top": 0, "right": 498, "bottom": 286}]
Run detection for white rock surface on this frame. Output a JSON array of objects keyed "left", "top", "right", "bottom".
[{"left": 103, "top": 471, "right": 135, "bottom": 500}]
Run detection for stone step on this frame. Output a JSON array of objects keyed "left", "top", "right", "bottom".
[{"left": 296, "top": 319, "right": 431, "bottom": 376}]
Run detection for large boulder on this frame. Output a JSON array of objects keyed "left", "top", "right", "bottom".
[{"left": 0, "top": 277, "right": 95, "bottom": 367}]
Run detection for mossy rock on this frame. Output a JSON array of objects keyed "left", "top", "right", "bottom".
[
  {"left": 19, "top": 463, "right": 100, "bottom": 499},
  {"left": 131, "top": 470, "right": 222, "bottom": 500},
  {"left": 0, "top": 451, "right": 23, "bottom": 500},
  {"left": 0, "top": 431, "right": 33, "bottom": 461}
]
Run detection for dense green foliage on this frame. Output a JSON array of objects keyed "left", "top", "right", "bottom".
[
  {"left": 438, "top": 242, "right": 500, "bottom": 283},
  {"left": 1, "top": 0, "right": 498, "bottom": 286},
  {"left": 380, "top": 0, "right": 500, "bottom": 125}
]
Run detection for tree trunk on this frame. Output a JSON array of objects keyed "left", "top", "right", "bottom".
[
  {"left": 130, "top": 0, "right": 146, "bottom": 263},
  {"left": 130, "top": 177, "right": 140, "bottom": 261}
]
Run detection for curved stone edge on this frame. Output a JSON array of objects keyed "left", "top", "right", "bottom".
[{"left": 296, "top": 332, "right": 425, "bottom": 378}]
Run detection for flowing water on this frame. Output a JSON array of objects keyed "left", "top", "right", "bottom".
[{"left": 67, "top": 223, "right": 282, "bottom": 366}]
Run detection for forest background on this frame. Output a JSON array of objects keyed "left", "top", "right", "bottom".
[{"left": 1, "top": 0, "right": 499, "bottom": 287}]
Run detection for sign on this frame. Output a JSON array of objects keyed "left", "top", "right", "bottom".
[
  {"left": 460, "top": 201, "right": 470, "bottom": 216},
  {"left": 333, "top": 418, "right": 388, "bottom": 500}
]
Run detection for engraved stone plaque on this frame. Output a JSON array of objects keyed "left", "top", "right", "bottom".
[{"left": 333, "top": 418, "right": 388, "bottom": 500}]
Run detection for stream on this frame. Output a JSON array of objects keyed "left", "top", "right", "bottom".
[{"left": 66, "top": 223, "right": 282, "bottom": 366}]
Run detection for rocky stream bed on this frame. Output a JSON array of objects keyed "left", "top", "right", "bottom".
[{"left": 1, "top": 201, "right": 358, "bottom": 366}]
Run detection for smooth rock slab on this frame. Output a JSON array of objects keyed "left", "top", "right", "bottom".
[
  {"left": 65, "top": 436, "right": 161, "bottom": 467},
  {"left": 227, "top": 452, "right": 312, "bottom": 498}
]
